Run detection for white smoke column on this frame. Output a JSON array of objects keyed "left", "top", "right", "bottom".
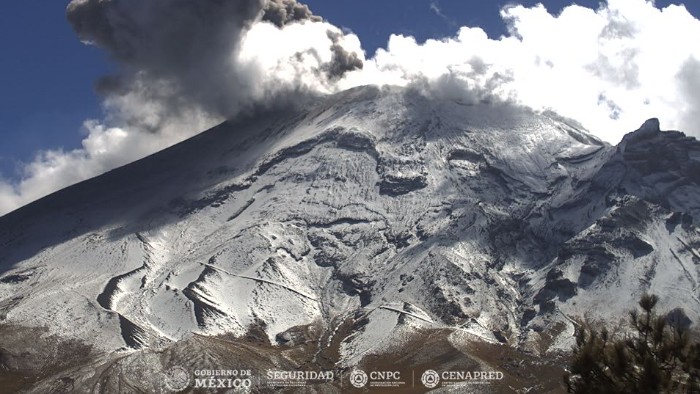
[
  {"left": 238, "top": 22, "right": 364, "bottom": 96},
  {"left": 0, "top": 0, "right": 362, "bottom": 215}
]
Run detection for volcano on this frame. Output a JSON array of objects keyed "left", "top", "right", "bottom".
[{"left": 1, "top": 85, "right": 700, "bottom": 392}]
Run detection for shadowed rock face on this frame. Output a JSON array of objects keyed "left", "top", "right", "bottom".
[{"left": 1, "top": 86, "right": 700, "bottom": 391}]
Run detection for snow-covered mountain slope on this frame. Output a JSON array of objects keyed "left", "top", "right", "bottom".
[
  {"left": 1, "top": 85, "right": 699, "bottom": 389},
  {"left": 530, "top": 118, "right": 700, "bottom": 345}
]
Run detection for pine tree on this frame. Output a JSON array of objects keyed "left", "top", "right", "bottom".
[{"left": 565, "top": 294, "right": 700, "bottom": 393}]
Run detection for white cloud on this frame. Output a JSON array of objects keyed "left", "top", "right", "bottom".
[
  {"left": 2, "top": 0, "right": 700, "bottom": 215},
  {"left": 343, "top": 0, "right": 700, "bottom": 142},
  {"left": 0, "top": 110, "right": 216, "bottom": 215}
]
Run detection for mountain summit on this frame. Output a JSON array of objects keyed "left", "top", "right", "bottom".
[{"left": 1, "top": 85, "right": 699, "bottom": 392}]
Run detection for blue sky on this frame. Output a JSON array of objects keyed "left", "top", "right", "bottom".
[
  {"left": 0, "top": 2, "right": 105, "bottom": 175},
  {"left": 1, "top": 0, "right": 699, "bottom": 214}
]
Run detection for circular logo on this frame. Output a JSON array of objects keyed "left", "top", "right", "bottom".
[
  {"left": 349, "top": 369, "right": 368, "bottom": 388},
  {"left": 164, "top": 366, "right": 190, "bottom": 392},
  {"left": 421, "top": 370, "right": 440, "bottom": 388}
]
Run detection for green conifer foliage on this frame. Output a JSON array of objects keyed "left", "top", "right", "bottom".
[{"left": 565, "top": 294, "right": 700, "bottom": 393}]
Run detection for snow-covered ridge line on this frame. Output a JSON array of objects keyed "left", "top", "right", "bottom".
[
  {"left": 200, "top": 263, "right": 319, "bottom": 301},
  {"left": 0, "top": 87, "right": 699, "bottom": 375}
]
